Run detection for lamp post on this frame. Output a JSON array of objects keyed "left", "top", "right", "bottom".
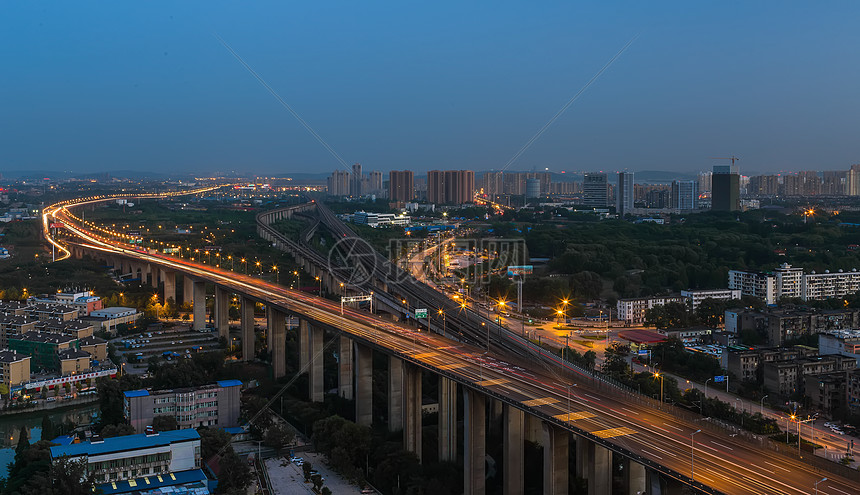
[
  {"left": 815, "top": 477, "right": 828, "bottom": 495},
  {"left": 438, "top": 309, "right": 446, "bottom": 335},
  {"left": 272, "top": 266, "right": 279, "bottom": 284},
  {"left": 655, "top": 372, "right": 664, "bottom": 405},
  {"left": 316, "top": 276, "right": 322, "bottom": 294},
  {"left": 760, "top": 395, "right": 769, "bottom": 416},
  {"left": 704, "top": 378, "right": 712, "bottom": 414},
  {"left": 691, "top": 429, "right": 701, "bottom": 484}
]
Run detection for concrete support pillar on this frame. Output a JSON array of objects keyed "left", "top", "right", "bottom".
[
  {"left": 309, "top": 323, "right": 324, "bottom": 403},
  {"left": 162, "top": 270, "right": 175, "bottom": 304},
  {"left": 525, "top": 413, "right": 543, "bottom": 444},
  {"left": 624, "top": 459, "right": 646, "bottom": 495},
  {"left": 355, "top": 343, "right": 373, "bottom": 426},
  {"left": 543, "top": 423, "right": 569, "bottom": 495},
  {"left": 578, "top": 439, "right": 611, "bottom": 495},
  {"left": 503, "top": 406, "right": 524, "bottom": 495},
  {"left": 214, "top": 286, "right": 230, "bottom": 340},
  {"left": 299, "top": 319, "right": 310, "bottom": 371},
  {"left": 439, "top": 376, "right": 457, "bottom": 462},
  {"left": 149, "top": 264, "right": 158, "bottom": 288},
  {"left": 388, "top": 357, "right": 404, "bottom": 432},
  {"left": 338, "top": 335, "right": 353, "bottom": 400},
  {"left": 192, "top": 280, "right": 206, "bottom": 331},
  {"left": 183, "top": 275, "right": 194, "bottom": 306},
  {"left": 464, "top": 388, "right": 486, "bottom": 495},
  {"left": 267, "top": 307, "right": 286, "bottom": 379},
  {"left": 403, "top": 363, "right": 422, "bottom": 461},
  {"left": 241, "top": 297, "right": 255, "bottom": 362}
]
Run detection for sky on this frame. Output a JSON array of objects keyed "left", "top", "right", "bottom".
[{"left": 2, "top": 1, "right": 860, "bottom": 177}]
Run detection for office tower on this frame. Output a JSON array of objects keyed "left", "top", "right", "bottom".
[
  {"left": 326, "top": 170, "right": 350, "bottom": 196},
  {"left": 388, "top": 170, "right": 415, "bottom": 202},
  {"left": 525, "top": 178, "right": 541, "bottom": 199},
  {"left": 351, "top": 163, "right": 363, "bottom": 196},
  {"left": 616, "top": 172, "right": 634, "bottom": 215},
  {"left": 583, "top": 173, "right": 608, "bottom": 207},
  {"left": 482, "top": 171, "right": 504, "bottom": 196},
  {"left": 712, "top": 164, "right": 739, "bottom": 211},
  {"left": 671, "top": 180, "right": 699, "bottom": 210},
  {"left": 427, "top": 170, "right": 475, "bottom": 204}
]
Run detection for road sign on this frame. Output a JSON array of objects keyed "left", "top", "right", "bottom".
[
  {"left": 714, "top": 375, "right": 726, "bottom": 383},
  {"left": 50, "top": 222, "right": 64, "bottom": 229},
  {"left": 638, "top": 350, "right": 650, "bottom": 355},
  {"left": 415, "top": 308, "right": 428, "bottom": 319},
  {"left": 507, "top": 265, "right": 533, "bottom": 276}
]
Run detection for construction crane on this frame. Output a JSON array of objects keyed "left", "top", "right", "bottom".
[{"left": 711, "top": 156, "right": 740, "bottom": 166}]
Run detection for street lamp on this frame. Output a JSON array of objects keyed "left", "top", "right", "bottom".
[
  {"left": 654, "top": 372, "right": 664, "bottom": 404},
  {"left": 691, "top": 429, "right": 701, "bottom": 484},
  {"left": 316, "top": 276, "right": 322, "bottom": 294},
  {"left": 704, "top": 378, "right": 712, "bottom": 414},
  {"left": 815, "top": 477, "right": 827, "bottom": 495},
  {"left": 272, "top": 265, "right": 278, "bottom": 283},
  {"left": 760, "top": 395, "right": 769, "bottom": 416}
]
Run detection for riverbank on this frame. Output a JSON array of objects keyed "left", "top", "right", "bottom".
[{"left": 0, "top": 395, "right": 99, "bottom": 418}]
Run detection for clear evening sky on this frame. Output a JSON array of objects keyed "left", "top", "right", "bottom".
[{"left": 2, "top": 1, "right": 859, "bottom": 176}]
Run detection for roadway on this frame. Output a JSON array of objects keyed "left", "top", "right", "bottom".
[{"left": 46, "top": 196, "right": 860, "bottom": 495}]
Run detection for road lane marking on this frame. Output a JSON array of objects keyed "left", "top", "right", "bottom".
[
  {"left": 641, "top": 449, "right": 662, "bottom": 459},
  {"left": 662, "top": 422, "right": 683, "bottom": 431},
  {"left": 621, "top": 407, "right": 638, "bottom": 415},
  {"left": 642, "top": 444, "right": 677, "bottom": 457},
  {"left": 436, "top": 363, "right": 467, "bottom": 370},
  {"left": 828, "top": 487, "right": 852, "bottom": 495},
  {"left": 593, "top": 426, "right": 636, "bottom": 439},
  {"left": 583, "top": 393, "right": 601, "bottom": 400},
  {"left": 412, "top": 352, "right": 439, "bottom": 359},
  {"left": 696, "top": 443, "right": 718, "bottom": 452},
  {"left": 710, "top": 441, "right": 733, "bottom": 451},
  {"left": 554, "top": 411, "right": 596, "bottom": 422},
  {"left": 476, "top": 378, "right": 509, "bottom": 386},
  {"left": 523, "top": 397, "right": 560, "bottom": 407},
  {"left": 763, "top": 461, "right": 790, "bottom": 472}
]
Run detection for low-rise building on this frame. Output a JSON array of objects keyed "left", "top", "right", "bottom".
[
  {"left": 79, "top": 335, "right": 108, "bottom": 362},
  {"left": 84, "top": 307, "right": 141, "bottom": 334},
  {"left": 616, "top": 296, "right": 686, "bottom": 325},
  {"left": 805, "top": 371, "right": 847, "bottom": 417},
  {"left": 124, "top": 380, "right": 242, "bottom": 434},
  {"left": 0, "top": 350, "right": 30, "bottom": 389},
  {"left": 49, "top": 429, "right": 202, "bottom": 485},
  {"left": 57, "top": 348, "right": 91, "bottom": 375},
  {"left": 8, "top": 332, "right": 78, "bottom": 373},
  {"left": 728, "top": 270, "right": 777, "bottom": 305},
  {"left": 819, "top": 330, "right": 860, "bottom": 364},
  {"left": 763, "top": 355, "right": 856, "bottom": 398},
  {"left": 725, "top": 346, "right": 760, "bottom": 382},
  {"left": 28, "top": 291, "right": 103, "bottom": 316},
  {"left": 0, "top": 315, "right": 37, "bottom": 348},
  {"left": 27, "top": 304, "right": 79, "bottom": 321},
  {"left": 680, "top": 289, "right": 741, "bottom": 310},
  {"left": 34, "top": 318, "right": 95, "bottom": 339}
]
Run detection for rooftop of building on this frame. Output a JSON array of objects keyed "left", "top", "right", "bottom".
[
  {"left": 11, "top": 331, "right": 77, "bottom": 345},
  {"left": 96, "top": 469, "right": 208, "bottom": 495},
  {"left": 123, "top": 380, "right": 241, "bottom": 399},
  {"left": 617, "top": 329, "right": 667, "bottom": 345},
  {"left": 50, "top": 428, "right": 200, "bottom": 458},
  {"left": 78, "top": 335, "right": 106, "bottom": 345},
  {"left": 57, "top": 348, "right": 90, "bottom": 360},
  {"left": 28, "top": 304, "right": 78, "bottom": 313},
  {"left": 90, "top": 307, "right": 137, "bottom": 315},
  {"left": 822, "top": 329, "right": 860, "bottom": 340},
  {"left": 0, "top": 350, "right": 29, "bottom": 363},
  {"left": 34, "top": 319, "right": 94, "bottom": 330}
]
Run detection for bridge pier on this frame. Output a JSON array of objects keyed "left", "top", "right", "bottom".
[
  {"left": 308, "top": 323, "right": 324, "bottom": 403},
  {"left": 338, "top": 335, "right": 353, "bottom": 399},
  {"left": 438, "top": 376, "right": 457, "bottom": 462},
  {"left": 183, "top": 275, "right": 194, "bottom": 306},
  {"left": 241, "top": 297, "right": 255, "bottom": 361},
  {"left": 503, "top": 405, "right": 524, "bottom": 495},
  {"left": 542, "top": 423, "right": 569, "bottom": 495},
  {"left": 162, "top": 269, "right": 175, "bottom": 304},
  {"left": 403, "top": 362, "right": 422, "bottom": 461},
  {"left": 355, "top": 343, "right": 373, "bottom": 426},
  {"left": 267, "top": 306, "right": 286, "bottom": 379},
  {"left": 214, "top": 286, "right": 230, "bottom": 340},
  {"left": 624, "top": 459, "right": 646, "bottom": 495},
  {"left": 463, "top": 388, "right": 486, "bottom": 495},
  {"left": 577, "top": 438, "right": 611, "bottom": 495},
  {"left": 299, "top": 320, "right": 310, "bottom": 371},
  {"left": 192, "top": 280, "right": 206, "bottom": 331},
  {"left": 149, "top": 264, "right": 158, "bottom": 288},
  {"left": 388, "top": 357, "right": 404, "bottom": 432}
]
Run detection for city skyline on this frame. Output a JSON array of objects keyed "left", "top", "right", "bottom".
[{"left": 3, "top": 2, "right": 860, "bottom": 176}]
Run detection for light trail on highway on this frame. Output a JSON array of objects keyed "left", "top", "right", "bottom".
[{"left": 44, "top": 194, "right": 860, "bottom": 495}]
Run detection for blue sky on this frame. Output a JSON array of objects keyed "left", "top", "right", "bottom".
[{"left": 2, "top": 1, "right": 859, "bottom": 176}]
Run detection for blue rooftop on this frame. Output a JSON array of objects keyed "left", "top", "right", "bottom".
[
  {"left": 50, "top": 435, "right": 75, "bottom": 446},
  {"left": 96, "top": 468, "right": 207, "bottom": 494},
  {"left": 51, "top": 429, "right": 199, "bottom": 458},
  {"left": 222, "top": 427, "right": 245, "bottom": 435},
  {"left": 123, "top": 389, "right": 149, "bottom": 398},
  {"left": 216, "top": 379, "right": 242, "bottom": 388}
]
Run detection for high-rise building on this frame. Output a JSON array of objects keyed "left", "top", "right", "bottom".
[
  {"left": 326, "top": 170, "right": 350, "bottom": 196},
  {"left": 388, "top": 170, "right": 414, "bottom": 202},
  {"left": 351, "top": 163, "right": 363, "bottom": 196},
  {"left": 365, "top": 170, "right": 383, "bottom": 196},
  {"left": 671, "top": 180, "right": 699, "bottom": 210},
  {"left": 712, "top": 164, "right": 740, "bottom": 211},
  {"left": 697, "top": 172, "right": 712, "bottom": 194},
  {"left": 427, "top": 170, "right": 475, "bottom": 204},
  {"left": 748, "top": 175, "right": 780, "bottom": 196},
  {"left": 616, "top": 172, "right": 634, "bottom": 215},
  {"left": 482, "top": 171, "right": 504, "bottom": 196},
  {"left": 583, "top": 173, "right": 608, "bottom": 207},
  {"left": 525, "top": 178, "right": 541, "bottom": 199},
  {"left": 847, "top": 165, "right": 860, "bottom": 196},
  {"left": 821, "top": 171, "right": 846, "bottom": 196}
]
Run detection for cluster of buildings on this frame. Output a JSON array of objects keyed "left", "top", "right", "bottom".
[
  {"left": 343, "top": 211, "right": 411, "bottom": 228},
  {"left": 325, "top": 163, "right": 384, "bottom": 197},
  {"left": 725, "top": 306, "right": 860, "bottom": 346},
  {"left": 0, "top": 295, "right": 140, "bottom": 392},
  {"left": 616, "top": 288, "right": 741, "bottom": 324},
  {"left": 729, "top": 263, "right": 860, "bottom": 304},
  {"left": 745, "top": 164, "right": 860, "bottom": 197}
]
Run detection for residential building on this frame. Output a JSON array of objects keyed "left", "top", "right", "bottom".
[
  {"left": 712, "top": 164, "right": 740, "bottom": 211},
  {"left": 365, "top": 170, "right": 383, "bottom": 196},
  {"left": 482, "top": 171, "right": 504, "bottom": 196},
  {"left": 34, "top": 318, "right": 94, "bottom": 339},
  {"left": 8, "top": 332, "right": 78, "bottom": 373},
  {"left": 763, "top": 355, "right": 855, "bottom": 398},
  {"left": 123, "top": 380, "right": 242, "bottom": 434},
  {"left": 389, "top": 170, "right": 415, "bottom": 202},
  {"left": 79, "top": 335, "right": 108, "bottom": 362},
  {"left": 848, "top": 368, "right": 860, "bottom": 415},
  {"left": 0, "top": 316, "right": 37, "bottom": 348},
  {"left": 680, "top": 289, "right": 740, "bottom": 310},
  {"left": 583, "top": 173, "right": 608, "bottom": 207},
  {"left": 725, "top": 347, "right": 760, "bottom": 382},
  {"left": 774, "top": 263, "right": 804, "bottom": 300},
  {"left": 847, "top": 164, "right": 860, "bottom": 196},
  {"left": 728, "top": 270, "right": 776, "bottom": 305},
  {"left": 802, "top": 269, "right": 860, "bottom": 300},
  {"left": 616, "top": 296, "right": 686, "bottom": 325},
  {"left": 49, "top": 429, "right": 202, "bottom": 485},
  {"left": 351, "top": 163, "right": 363, "bottom": 196},
  {"left": 819, "top": 330, "right": 860, "bottom": 364},
  {"left": 671, "top": 180, "right": 699, "bottom": 210},
  {"left": 326, "top": 170, "right": 350, "bottom": 196},
  {"left": 58, "top": 348, "right": 91, "bottom": 375},
  {"left": 0, "top": 350, "right": 30, "bottom": 389},
  {"left": 525, "top": 178, "right": 541, "bottom": 200},
  {"left": 28, "top": 291, "right": 103, "bottom": 316},
  {"left": 427, "top": 170, "right": 475, "bottom": 204},
  {"left": 27, "top": 304, "right": 79, "bottom": 321},
  {"left": 804, "top": 371, "right": 847, "bottom": 417},
  {"left": 616, "top": 172, "right": 634, "bottom": 215}
]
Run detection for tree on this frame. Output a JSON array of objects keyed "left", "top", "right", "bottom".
[
  {"left": 263, "top": 423, "right": 295, "bottom": 452},
  {"left": 302, "top": 462, "right": 313, "bottom": 482},
  {"left": 31, "top": 456, "right": 99, "bottom": 495},
  {"left": 151, "top": 415, "right": 178, "bottom": 432},
  {"left": 311, "top": 474, "right": 323, "bottom": 492},
  {"left": 214, "top": 449, "right": 250, "bottom": 494},
  {"left": 644, "top": 302, "right": 695, "bottom": 329},
  {"left": 3, "top": 440, "right": 54, "bottom": 495},
  {"left": 40, "top": 416, "right": 55, "bottom": 443},
  {"left": 199, "top": 427, "right": 233, "bottom": 461},
  {"left": 15, "top": 426, "right": 29, "bottom": 458},
  {"left": 100, "top": 424, "right": 135, "bottom": 438}
]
